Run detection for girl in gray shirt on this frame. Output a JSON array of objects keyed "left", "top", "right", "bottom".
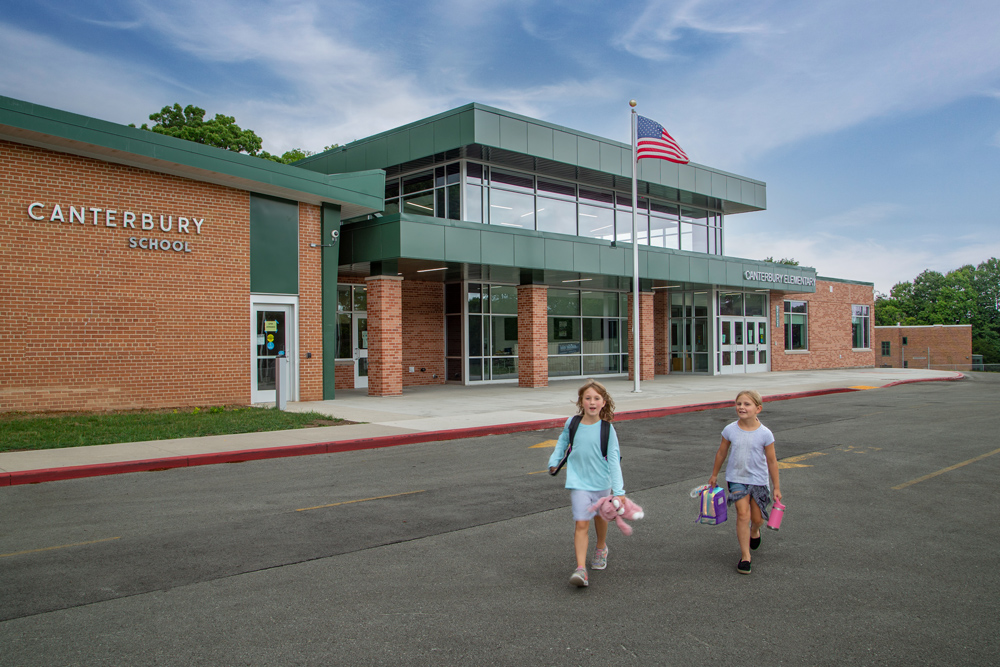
[{"left": 708, "top": 390, "right": 783, "bottom": 575}]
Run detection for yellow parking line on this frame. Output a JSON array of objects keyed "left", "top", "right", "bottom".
[
  {"left": 777, "top": 451, "right": 826, "bottom": 469},
  {"left": 530, "top": 440, "right": 558, "bottom": 449},
  {"left": 850, "top": 385, "right": 881, "bottom": 390},
  {"left": 297, "top": 490, "right": 426, "bottom": 512},
  {"left": 892, "top": 447, "right": 1000, "bottom": 490},
  {"left": 1, "top": 536, "right": 121, "bottom": 559}
]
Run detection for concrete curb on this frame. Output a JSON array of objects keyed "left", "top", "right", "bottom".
[{"left": 0, "top": 376, "right": 964, "bottom": 487}]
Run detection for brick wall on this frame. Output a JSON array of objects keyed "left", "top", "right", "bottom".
[
  {"left": 770, "top": 279, "right": 876, "bottom": 371},
  {"left": 628, "top": 292, "right": 655, "bottom": 380},
  {"left": 365, "top": 275, "right": 403, "bottom": 396},
  {"left": 654, "top": 290, "right": 670, "bottom": 375},
  {"left": 1, "top": 139, "right": 251, "bottom": 412},
  {"left": 298, "top": 203, "right": 323, "bottom": 401},
  {"left": 517, "top": 284, "right": 549, "bottom": 387},
  {"left": 401, "top": 280, "right": 446, "bottom": 386},
  {"left": 874, "top": 325, "right": 973, "bottom": 369}
]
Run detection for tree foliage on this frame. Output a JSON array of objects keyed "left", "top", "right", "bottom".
[
  {"left": 874, "top": 259, "right": 1000, "bottom": 363},
  {"left": 763, "top": 257, "right": 799, "bottom": 265},
  {"left": 133, "top": 104, "right": 336, "bottom": 164}
]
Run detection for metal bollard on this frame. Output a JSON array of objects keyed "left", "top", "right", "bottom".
[{"left": 275, "top": 356, "right": 288, "bottom": 410}]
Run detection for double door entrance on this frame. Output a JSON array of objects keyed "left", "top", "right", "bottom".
[{"left": 719, "top": 317, "right": 769, "bottom": 374}]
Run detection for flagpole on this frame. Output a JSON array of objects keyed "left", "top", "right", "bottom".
[{"left": 630, "top": 100, "right": 641, "bottom": 393}]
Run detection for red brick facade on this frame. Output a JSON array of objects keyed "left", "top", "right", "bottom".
[
  {"left": 298, "top": 203, "right": 323, "bottom": 401},
  {"left": 770, "top": 279, "right": 876, "bottom": 371},
  {"left": 2, "top": 139, "right": 250, "bottom": 412},
  {"left": 400, "top": 281, "right": 446, "bottom": 387},
  {"left": 517, "top": 284, "right": 549, "bottom": 387},
  {"left": 874, "top": 325, "right": 972, "bottom": 369},
  {"left": 653, "top": 290, "right": 670, "bottom": 375},
  {"left": 627, "top": 292, "right": 655, "bottom": 381},
  {"left": 365, "top": 275, "right": 403, "bottom": 396}
]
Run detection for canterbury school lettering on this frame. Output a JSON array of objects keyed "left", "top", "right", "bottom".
[
  {"left": 744, "top": 269, "right": 816, "bottom": 287},
  {"left": 27, "top": 202, "right": 205, "bottom": 253}
]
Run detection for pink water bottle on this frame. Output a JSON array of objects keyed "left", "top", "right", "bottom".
[{"left": 767, "top": 501, "right": 786, "bottom": 531}]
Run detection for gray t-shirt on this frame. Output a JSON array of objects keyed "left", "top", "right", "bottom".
[{"left": 721, "top": 421, "right": 775, "bottom": 486}]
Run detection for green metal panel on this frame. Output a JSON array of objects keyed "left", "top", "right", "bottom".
[
  {"left": 573, "top": 242, "right": 601, "bottom": 272},
  {"left": 658, "top": 160, "right": 680, "bottom": 189},
  {"left": 481, "top": 229, "right": 515, "bottom": 265},
  {"left": 527, "top": 123, "right": 554, "bottom": 159},
  {"left": 322, "top": 204, "right": 342, "bottom": 399},
  {"left": 755, "top": 183, "right": 767, "bottom": 209},
  {"left": 444, "top": 226, "right": 482, "bottom": 263},
  {"left": 499, "top": 116, "right": 529, "bottom": 153},
  {"left": 600, "top": 142, "right": 624, "bottom": 176},
  {"left": 600, "top": 244, "right": 627, "bottom": 275},
  {"left": 366, "top": 137, "right": 388, "bottom": 171},
  {"left": 695, "top": 168, "right": 713, "bottom": 196},
  {"left": 474, "top": 108, "right": 501, "bottom": 146},
  {"left": 544, "top": 238, "right": 575, "bottom": 271},
  {"left": 433, "top": 112, "right": 463, "bottom": 153},
  {"left": 726, "top": 261, "right": 744, "bottom": 286},
  {"left": 458, "top": 108, "right": 477, "bottom": 145},
  {"left": 401, "top": 220, "right": 444, "bottom": 260},
  {"left": 577, "top": 137, "right": 600, "bottom": 170},
  {"left": 513, "top": 234, "right": 545, "bottom": 269},
  {"left": 709, "top": 258, "right": 728, "bottom": 284},
  {"left": 552, "top": 129, "right": 578, "bottom": 164},
  {"left": 410, "top": 123, "right": 435, "bottom": 161},
  {"left": 387, "top": 131, "right": 410, "bottom": 165},
  {"left": 646, "top": 250, "right": 670, "bottom": 279},
  {"left": 346, "top": 144, "right": 366, "bottom": 173},
  {"left": 712, "top": 172, "right": 728, "bottom": 199},
  {"left": 726, "top": 176, "right": 742, "bottom": 203},
  {"left": 352, "top": 224, "right": 386, "bottom": 262},
  {"left": 690, "top": 257, "right": 710, "bottom": 283},
  {"left": 250, "top": 194, "right": 298, "bottom": 294},
  {"left": 637, "top": 158, "right": 659, "bottom": 184},
  {"left": 678, "top": 165, "right": 696, "bottom": 193},
  {"left": 669, "top": 254, "right": 691, "bottom": 282}
]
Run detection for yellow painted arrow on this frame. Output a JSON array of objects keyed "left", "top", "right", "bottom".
[
  {"left": 777, "top": 451, "right": 826, "bottom": 469},
  {"left": 530, "top": 440, "right": 558, "bottom": 449}
]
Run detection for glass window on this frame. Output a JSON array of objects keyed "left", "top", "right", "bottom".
[
  {"left": 337, "top": 285, "right": 351, "bottom": 312},
  {"left": 881, "top": 341, "right": 891, "bottom": 356},
  {"left": 581, "top": 291, "right": 619, "bottom": 317},
  {"left": 402, "top": 171, "right": 433, "bottom": 195},
  {"left": 719, "top": 293, "right": 743, "bottom": 316},
  {"left": 579, "top": 204, "right": 615, "bottom": 240},
  {"left": 538, "top": 179, "right": 575, "bottom": 198},
  {"left": 492, "top": 316, "right": 518, "bottom": 356},
  {"left": 537, "top": 197, "right": 577, "bottom": 236},
  {"left": 466, "top": 184, "right": 483, "bottom": 223},
  {"left": 466, "top": 162, "right": 484, "bottom": 184},
  {"left": 548, "top": 289, "right": 580, "bottom": 316},
  {"left": 745, "top": 293, "right": 766, "bottom": 317},
  {"left": 489, "top": 188, "right": 534, "bottom": 228},
  {"left": 784, "top": 300, "right": 808, "bottom": 350},
  {"left": 649, "top": 214, "right": 678, "bottom": 249},
  {"left": 852, "top": 305, "right": 871, "bottom": 349},
  {"left": 336, "top": 313, "right": 351, "bottom": 359},
  {"left": 490, "top": 285, "right": 518, "bottom": 315},
  {"left": 353, "top": 286, "right": 367, "bottom": 311},
  {"left": 403, "top": 191, "right": 435, "bottom": 216}
]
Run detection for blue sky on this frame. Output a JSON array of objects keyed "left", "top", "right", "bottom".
[{"left": 3, "top": 0, "right": 999, "bottom": 293}]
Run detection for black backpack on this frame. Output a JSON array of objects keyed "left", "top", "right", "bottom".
[{"left": 549, "top": 415, "right": 612, "bottom": 476}]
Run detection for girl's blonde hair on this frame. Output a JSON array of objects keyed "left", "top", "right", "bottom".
[
  {"left": 576, "top": 379, "right": 616, "bottom": 422},
  {"left": 735, "top": 389, "right": 763, "bottom": 408}
]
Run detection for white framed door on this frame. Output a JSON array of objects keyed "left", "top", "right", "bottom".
[
  {"left": 719, "top": 318, "right": 743, "bottom": 375},
  {"left": 353, "top": 313, "right": 368, "bottom": 389},
  {"left": 251, "top": 299, "right": 297, "bottom": 404},
  {"left": 745, "top": 318, "right": 770, "bottom": 372}
]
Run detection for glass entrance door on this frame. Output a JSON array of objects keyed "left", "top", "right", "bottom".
[
  {"left": 252, "top": 304, "right": 294, "bottom": 403},
  {"left": 745, "top": 318, "right": 769, "bottom": 372},
  {"left": 719, "top": 317, "right": 744, "bottom": 375},
  {"left": 354, "top": 314, "right": 368, "bottom": 388}
]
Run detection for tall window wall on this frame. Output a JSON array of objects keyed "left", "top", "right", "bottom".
[
  {"left": 548, "top": 289, "right": 628, "bottom": 377},
  {"left": 467, "top": 283, "right": 519, "bottom": 381},
  {"left": 382, "top": 161, "right": 724, "bottom": 256},
  {"left": 669, "top": 291, "right": 710, "bottom": 372}
]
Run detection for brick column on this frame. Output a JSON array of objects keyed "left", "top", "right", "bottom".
[
  {"left": 517, "top": 284, "right": 548, "bottom": 387},
  {"left": 654, "top": 289, "right": 670, "bottom": 375},
  {"left": 365, "top": 275, "right": 403, "bottom": 396},
  {"left": 628, "top": 292, "right": 655, "bottom": 381}
]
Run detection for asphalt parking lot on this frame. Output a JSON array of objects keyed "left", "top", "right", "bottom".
[{"left": 1, "top": 374, "right": 998, "bottom": 666}]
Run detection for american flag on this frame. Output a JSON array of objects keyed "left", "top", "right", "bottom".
[{"left": 636, "top": 115, "right": 689, "bottom": 164}]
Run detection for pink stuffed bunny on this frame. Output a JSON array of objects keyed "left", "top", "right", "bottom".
[{"left": 588, "top": 496, "right": 645, "bottom": 536}]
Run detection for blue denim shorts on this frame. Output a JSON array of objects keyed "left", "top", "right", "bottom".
[
  {"left": 727, "top": 482, "right": 772, "bottom": 519},
  {"left": 570, "top": 489, "right": 611, "bottom": 521}
]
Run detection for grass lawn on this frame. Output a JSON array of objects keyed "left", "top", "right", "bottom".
[{"left": 0, "top": 407, "right": 347, "bottom": 453}]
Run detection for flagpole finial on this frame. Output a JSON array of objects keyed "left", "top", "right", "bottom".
[{"left": 629, "top": 99, "right": 637, "bottom": 108}]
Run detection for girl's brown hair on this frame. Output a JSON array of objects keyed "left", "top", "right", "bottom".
[
  {"left": 735, "top": 389, "right": 763, "bottom": 408},
  {"left": 576, "top": 379, "right": 616, "bottom": 422}
]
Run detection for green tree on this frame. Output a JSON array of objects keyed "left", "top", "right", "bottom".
[
  {"left": 763, "top": 257, "right": 799, "bottom": 265},
  {"left": 132, "top": 104, "right": 265, "bottom": 155}
]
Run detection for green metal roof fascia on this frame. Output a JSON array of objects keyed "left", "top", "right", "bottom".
[
  {"left": 344, "top": 213, "right": 812, "bottom": 289},
  {"left": 0, "top": 96, "right": 384, "bottom": 215},
  {"left": 301, "top": 102, "right": 763, "bottom": 212},
  {"left": 815, "top": 276, "right": 874, "bottom": 287}
]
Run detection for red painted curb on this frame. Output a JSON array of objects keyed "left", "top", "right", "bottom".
[{"left": 0, "top": 378, "right": 961, "bottom": 486}]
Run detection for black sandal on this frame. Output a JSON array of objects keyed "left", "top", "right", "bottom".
[{"left": 750, "top": 534, "right": 761, "bottom": 550}]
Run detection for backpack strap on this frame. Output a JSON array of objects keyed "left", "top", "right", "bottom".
[{"left": 567, "top": 414, "right": 583, "bottom": 446}]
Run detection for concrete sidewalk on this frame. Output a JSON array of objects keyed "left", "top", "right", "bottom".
[{"left": 0, "top": 368, "right": 964, "bottom": 484}]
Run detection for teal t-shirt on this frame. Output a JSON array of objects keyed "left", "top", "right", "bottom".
[{"left": 548, "top": 417, "right": 625, "bottom": 496}]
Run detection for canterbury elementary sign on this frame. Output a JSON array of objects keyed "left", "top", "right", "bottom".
[
  {"left": 744, "top": 269, "right": 816, "bottom": 287},
  {"left": 28, "top": 202, "right": 204, "bottom": 253}
]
